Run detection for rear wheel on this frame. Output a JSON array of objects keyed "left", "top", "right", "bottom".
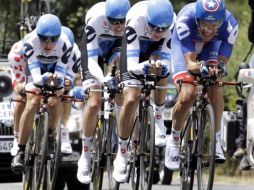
[
  {"left": 46, "top": 122, "right": 61, "bottom": 190},
  {"left": 23, "top": 131, "right": 35, "bottom": 190},
  {"left": 92, "top": 119, "right": 105, "bottom": 190},
  {"left": 32, "top": 111, "right": 49, "bottom": 190},
  {"left": 139, "top": 106, "right": 155, "bottom": 190},
  {"left": 197, "top": 104, "right": 215, "bottom": 190},
  {"left": 180, "top": 114, "right": 196, "bottom": 190}
]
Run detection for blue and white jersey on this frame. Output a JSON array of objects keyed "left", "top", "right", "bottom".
[
  {"left": 23, "top": 31, "right": 72, "bottom": 85},
  {"left": 66, "top": 43, "right": 81, "bottom": 81},
  {"left": 84, "top": 2, "right": 123, "bottom": 82},
  {"left": 124, "top": 1, "right": 175, "bottom": 75},
  {"left": 173, "top": 3, "right": 238, "bottom": 58}
]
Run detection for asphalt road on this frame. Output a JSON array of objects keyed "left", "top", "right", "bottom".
[{"left": 1, "top": 174, "right": 253, "bottom": 190}]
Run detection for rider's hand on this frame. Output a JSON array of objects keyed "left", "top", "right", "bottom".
[
  {"left": 199, "top": 61, "right": 209, "bottom": 77},
  {"left": 154, "top": 60, "right": 169, "bottom": 77},
  {"left": 35, "top": 72, "right": 53, "bottom": 86},
  {"left": 104, "top": 75, "right": 117, "bottom": 90},
  {"left": 70, "top": 86, "right": 86, "bottom": 99},
  {"left": 64, "top": 77, "right": 72, "bottom": 92},
  {"left": 141, "top": 61, "right": 156, "bottom": 75},
  {"left": 217, "top": 61, "right": 228, "bottom": 77},
  {"left": 53, "top": 74, "right": 64, "bottom": 88}
]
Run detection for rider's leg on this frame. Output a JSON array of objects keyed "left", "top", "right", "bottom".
[
  {"left": 11, "top": 92, "right": 40, "bottom": 172},
  {"left": 165, "top": 82, "right": 196, "bottom": 170},
  {"left": 113, "top": 87, "right": 140, "bottom": 183},
  {"left": 208, "top": 86, "right": 226, "bottom": 163},
  {"left": 154, "top": 77, "right": 168, "bottom": 147},
  {"left": 60, "top": 101, "right": 73, "bottom": 154},
  {"left": 11, "top": 94, "right": 25, "bottom": 156},
  {"left": 77, "top": 85, "right": 102, "bottom": 184}
]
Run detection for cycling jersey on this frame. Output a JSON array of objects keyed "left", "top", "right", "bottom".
[
  {"left": 171, "top": 3, "right": 238, "bottom": 80},
  {"left": 66, "top": 43, "right": 81, "bottom": 82},
  {"left": 121, "top": 1, "right": 174, "bottom": 80},
  {"left": 23, "top": 30, "right": 73, "bottom": 86},
  {"left": 82, "top": 2, "right": 124, "bottom": 84}
]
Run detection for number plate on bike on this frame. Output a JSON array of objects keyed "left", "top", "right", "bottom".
[{"left": 0, "top": 139, "right": 13, "bottom": 153}]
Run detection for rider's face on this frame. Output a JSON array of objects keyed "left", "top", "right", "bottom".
[
  {"left": 148, "top": 23, "right": 168, "bottom": 41},
  {"left": 40, "top": 41, "right": 56, "bottom": 52},
  {"left": 107, "top": 17, "right": 125, "bottom": 35},
  {"left": 198, "top": 20, "right": 222, "bottom": 41},
  {"left": 38, "top": 35, "right": 58, "bottom": 52}
]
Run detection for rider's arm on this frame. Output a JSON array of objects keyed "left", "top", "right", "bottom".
[
  {"left": 125, "top": 21, "right": 143, "bottom": 75},
  {"left": 23, "top": 42, "right": 42, "bottom": 85},
  {"left": 8, "top": 41, "right": 26, "bottom": 90},
  {"left": 85, "top": 18, "right": 104, "bottom": 83},
  {"left": 66, "top": 43, "right": 81, "bottom": 82},
  {"left": 218, "top": 15, "right": 238, "bottom": 61}
]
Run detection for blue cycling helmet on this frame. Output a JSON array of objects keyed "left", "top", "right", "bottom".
[
  {"left": 195, "top": 0, "right": 226, "bottom": 22},
  {"left": 146, "top": 0, "right": 174, "bottom": 28},
  {"left": 105, "top": 0, "right": 130, "bottom": 19},
  {"left": 62, "top": 26, "right": 74, "bottom": 46},
  {"left": 36, "top": 14, "right": 62, "bottom": 37}
]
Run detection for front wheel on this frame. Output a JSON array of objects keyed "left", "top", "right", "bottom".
[
  {"left": 197, "top": 104, "right": 216, "bottom": 190},
  {"left": 139, "top": 106, "right": 155, "bottom": 190}
]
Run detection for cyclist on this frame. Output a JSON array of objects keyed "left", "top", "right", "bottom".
[
  {"left": 11, "top": 14, "right": 73, "bottom": 173},
  {"left": 8, "top": 26, "right": 79, "bottom": 156},
  {"left": 114, "top": 0, "right": 175, "bottom": 182},
  {"left": 60, "top": 26, "right": 81, "bottom": 155},
  {"left": 166, "top": 0, "right": 238, "bottom": 170},
  {"left": 77, "top": 0, "right": 130, "bottom": 184},
  {"left": 8, "top": 33, "right": 32, "bottom": 156}
]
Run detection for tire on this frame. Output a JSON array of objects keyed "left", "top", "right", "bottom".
[
  {"left": 32, "top": 111, "right": 49, "bottom": 190},
  {"left": 92, "top": 120, "right": 105, "bottom": 190},
  {"left": 197, "top": 104, "right": 216, "bottom": 190},
  {"left": 180, "top": 114, "right": 196, "bottom": 190},
  {"left": 23, "top": 130, "right": 35, "bottom": 190},
  {"left": 130, "top": 116, "right": 140, "bottom": 190},
  {"left": 46, "top": 122, "right": 61, "bottom": 190},
  {"left": 139, "top": 106, "right": 155, "bottom": 190},
  {"left": 106, "top": 115, "right": 119, "bottom": 189}
]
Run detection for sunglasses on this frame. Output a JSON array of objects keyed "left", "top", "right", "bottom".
[
  {"left": 107, "top": 17, "right": 126, "bottom": 25},
  {"left": 197, "top": 20, "right": 223, "bottom": 30},
  {"left": 148, "top": 22, "right": 169, "bottom": 32},
  {"left": 38, "top": 34, "right": 60, "bottom": 43}
]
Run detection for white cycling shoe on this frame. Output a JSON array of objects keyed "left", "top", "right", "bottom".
[
  {"left": 155, "top": 116, "right": 167, "bottom": 147},
  {"left": 215, "top": 141, "right": 225, "bottom": 164},
  {"left": 113, "top": 151, "right": 128, "bottom": 183},
  {"left": 11, "top": 138, "right": 19, "bottom": 156},
  {"left": 61, "top": 127, "right": 73, "bottom": 154},
  {"left": 77, "top": 152, "right": 91, "bottom": 184},
  {"left": 165, "top": 138, "right": 180, "bottom": 171}
]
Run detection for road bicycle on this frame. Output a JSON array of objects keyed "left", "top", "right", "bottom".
[
  {"left": 82, "top": 67, "right": 120, "bottom": 190},
  {"left": 121, "top": 75, "right": 170, "bottom": 190},
  {"left": 22, "top": 85, "right": 73, "bottom": 190},
  {"left": 178, "top": 76, "right": 242, "bottom": 190}
]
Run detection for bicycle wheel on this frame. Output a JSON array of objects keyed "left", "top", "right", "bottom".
[
  {"left": 180, "top": 114, "right": 197, "bottom": 190},
  {"left": 106, "top": 114, "right": 119, "bottom": 189},
  {"left": 46, "top": 122, "right": 61, "bottom": 190},
  {"left": 23, "top": 130, "right": 35, "bottom": 190},
  {"left": 197, "top": 104, "right": 216, "bottom": 190},
  {"left": 130, "top": 116, "right": 140, "bottom": 190},
  {"left": 139, "top": 105, "right": 155, "bottom": 190},
  {"left": 32, "top": 111, "right": 49, "bottom": 190},
  {"left": 92, "top": 119, "right": 105, "bottom": 190}
]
